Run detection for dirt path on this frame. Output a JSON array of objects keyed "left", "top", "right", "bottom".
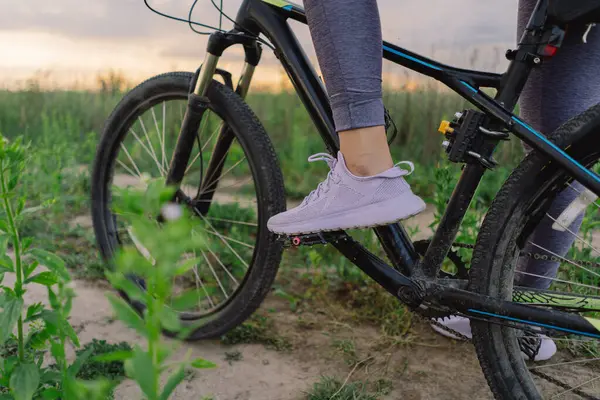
[
  {"left": 8, "top": 269, "right": 494, "bottom": 400},
  {"left": 54, "top": 172, "right": 600, "bottom": 399}
]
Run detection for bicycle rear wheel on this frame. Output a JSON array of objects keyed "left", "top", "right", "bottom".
[
  {"left": 470, "top": 104, "right": 600, "bottom": 399},
  {"left": 91, "top": 72, "right": 286, "bottom": 340}
]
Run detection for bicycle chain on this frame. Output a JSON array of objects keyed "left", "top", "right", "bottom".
[{"left": 280, "top": 234, "right": 600, "bottom": 397}]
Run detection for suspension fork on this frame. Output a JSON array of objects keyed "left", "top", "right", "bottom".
[
  {"left": 195, "top": 62, "right": 257, "bottom": 214},
  {"left": 165, "top": 31, "right": 261, "bottom": 209},
  {"left": 165, "top": 52, "right": 217, "bottom": 189}
]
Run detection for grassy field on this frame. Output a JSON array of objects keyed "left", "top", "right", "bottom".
[
  {"left": 2, "top": 79, "right": 599, "bottom": 398},
  {"left": 0, "top": 81, "right": 524, "bottom": 281}
]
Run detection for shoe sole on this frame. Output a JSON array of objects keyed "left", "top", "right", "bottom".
[{"left": 268, "top": 195, "right": 426, "bottom": 235}]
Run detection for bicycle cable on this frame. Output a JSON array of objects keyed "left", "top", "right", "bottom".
[{"left": 143, "top": 0, "right": 276, "bottom": 51}]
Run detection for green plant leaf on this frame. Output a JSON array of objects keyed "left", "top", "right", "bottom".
[
  {"left": 159, "top": 305, "right": 181, "bottom": 332},
  {"left": 25, "top": 303, "right": 43, "bottom": 321},
  {"left": 61, "top": 318, "right": 80, "bottom": 348},
  {"left": 21, "top": 237, "right": 32, "bottom": 251},
  {"left": 46, "top": 287, "right": 59, "bottom": 310},
  {"left": 0, "top": 235, "right": 7, "bottom": 253},
  {"left": 41, "top": 388, "right": 61, "bottom": 399},
  {"left": 0, "top": 220, "right": 9, "bottom": 234},
  {"left": 173, "top": 257, "right": 203, "bottom": 276},
  {"left": 131, "top": 347, "right": 157, "bottom": 400},
  {"left": 9, "top": 363, "right": 39, "bottom": 400},
  {"left": 15, "top": 198, "right": 25, "bottom": 216},
  {"left": 26, "top": 328, "right": 51, "bottom": 350},
  {"left": 190, "top": 358, "right": 216, "bottom": 369},
  {"left": 169, "top": 289, "right": 207, "bottom": 312},
  {"left": 0, "top": 297, "right": 23, "bottom": 344},
  {"left": 67, "top": 347, "right": 93, "bottom": 377},
  {"left": 39, "top": 369, "right": 61, "bottom": 384},
  {"left": 29, "top": 249, "right": 69, "bottom": 281},
  {"left": 24, "top": 272, "right": 57, "bottom": 286},
  {"left": 106, "top": 272, "right": 145, "bottom": 302},
  {"left": 0, "top": 254, "right": 13, "bottom": 273},
  {"left": 7, "top": 175, "right": 18, "bottom": 191},
  {"left": 50, "top": 342, "right": 65, "bottom": 362},
  {"left": 92, "top": 349, "right": 134, "bottom": 362},
  {"left": 23, "top": 261, "right": 39, "bottom": 280},
  {"left": 159, "top": 366, "right": 186, "bottom": 400},
  {"left": 106, "top": 293, "right": 147, "bottom": 337}
]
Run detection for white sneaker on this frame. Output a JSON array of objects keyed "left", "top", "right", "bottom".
[
  {"left": 432, "top": 316, "right": 557, "bottom": 362},
  {"left": 267, "top": 152, "right": 425, "bottom": 235}
]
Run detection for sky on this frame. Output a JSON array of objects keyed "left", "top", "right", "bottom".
[{"left": 0, "top": 0, "right": 519, "bottom": 89}]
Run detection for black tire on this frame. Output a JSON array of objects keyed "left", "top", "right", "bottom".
[
  {"left": 470, "top": 104, "right": 600, "bottom": 399},
  {"left": 91, "top": 71, "right": 286, "bottom": 340}
]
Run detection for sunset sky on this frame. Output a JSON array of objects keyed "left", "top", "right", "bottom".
[{"left": 0, "top": 0, "right": 518, "bottom": 89}]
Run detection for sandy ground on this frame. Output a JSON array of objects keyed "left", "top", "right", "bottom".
[{"left": 7, "top": 271, "right": 495, "bottom": 400}]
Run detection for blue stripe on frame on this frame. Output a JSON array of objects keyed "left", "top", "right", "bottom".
[
  {"left": 468, "top": 309, "right": 600, "bottom": 339},
  {"left": 460, "top": 81, "right": 477, "bottom": 93},
  {"left": 383, "top": 45, "right": 442, "bottom": 71},
  {"left": 282, "top": 4, "right": 293, "bottom": 10},
  {"left": 511, "top": 116, "right": 600, "bottom": 185}
]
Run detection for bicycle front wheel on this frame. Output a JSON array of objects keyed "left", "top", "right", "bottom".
[
  {"left": 470, "top": 104, "right": 600, "bottom": 399},
  {"left": 91, "top": 72, "right": 286, "bottom": 340}
]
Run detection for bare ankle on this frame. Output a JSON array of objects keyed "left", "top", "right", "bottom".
[
  {"left": 344, "top": 155, "right": 392, "bottom": 176},
  {"left": 338, "top": 125, "right": 394, "bottom": 176}
]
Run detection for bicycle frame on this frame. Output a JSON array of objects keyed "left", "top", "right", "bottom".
[{"left": 172, "top": 0, "right": 600, "bottom": 339}]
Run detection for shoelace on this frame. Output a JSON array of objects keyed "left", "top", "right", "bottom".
[
  {"left": 302, "top": 153, "right": 339, "bottom": 205},
  {"left": 302, "top": 153, "right": 415, "bottom": 206},
  {"left": 394, "top": 160, "right": 415, "bottom": 175}
]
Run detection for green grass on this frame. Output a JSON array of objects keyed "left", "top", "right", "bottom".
[
  {"left": 220, "top": 314, "right": 292, "bottom": 351},
  {"left": 305, "top": 376, "right": 387, "bottom": 400},
  {"left": 3, "top": 79, "right": 599, "bottom": 363},
  {"left": 74, "top": 339, "right": 132, "bottom": 382}
]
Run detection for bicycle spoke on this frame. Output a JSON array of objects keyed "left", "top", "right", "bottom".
[
  {"left": 127, "top": 226, "right": 155, "bottom": 265},
  {"left": 129, "top": 127, "right": 166, "bottom": 177},
  {"left": 188, "top": 248, "right": 215, "bottom": 309},
  {"left": 200, "top": 232, "right": 240, "bottom": 287},
  {"left": 204, "top": 217, "right": 258, "bottom": 227},
  {"left": 546, "top": 213, "right": 600, "bottom": 257},
  {"left": 522, "top": 336, "right": 600, "bottom": 343},
  {"left": 138, "top": 116, "right": 163, "bottom": 175},
  {"left": 567, "top": 183, "right": 600, "bottom": 211},
  {"left": 201, "top": 122, "right": 223, "bottom": 153},
  {"left": 550, "top": 375, "right": 600, "bottom": 398},
  {"left": 515, "top": 271, "right": 600, "bottom": 291},
  {"left": 529, "top": 357, "right": 600, "bottom": 370},
  {"left": 151, "top": 106, "right": 167, "bottom": 172},
  {"left": 529, "top": 241, "right": 600, "bottom": 279},
  {"left": 199, "top": 176, "right": 254, "bottom": 196},
  {"left": 195, "top": 226, "right": 255, "bottom": 249},
  {"left": 119, "top": 144, "right": 143, "bottom": 178},
  {"left": 196, "top": 213, "right": 249, "bottom": 269},
  {"left": 116, "top": 159, "right": 141, "bottom": 180},
  {"left": 198, "top": 247, "right": 229, "bottom": 299},
  {"left": 200, "top": 157, "right": 247, "bottom": 196}
]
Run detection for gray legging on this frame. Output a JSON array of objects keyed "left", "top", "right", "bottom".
[{"left": 303, "top": 0, "right": 600, "bottom": 289}]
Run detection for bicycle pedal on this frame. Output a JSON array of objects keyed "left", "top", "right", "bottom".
[{"left": 277, "top": 231, "right": 347, "bottom": 247}]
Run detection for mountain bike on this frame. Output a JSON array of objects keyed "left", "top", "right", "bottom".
[{"left": 91, "top": 0, "right": 600, "bottom": 398}]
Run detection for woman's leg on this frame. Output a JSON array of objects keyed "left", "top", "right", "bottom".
[
  {"left": 267, "top": 0, "right": 425, "bottom": 235},
  {"left": 304, "top": 0, "right": 392, "bottom": 176},
  {"left": 515, "top": 0, "right": 600, "bottom": 288}
]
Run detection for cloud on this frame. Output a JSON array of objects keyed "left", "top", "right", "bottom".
[
  {"left": 2, "top": 0, "right": 518, "bottom": 45},
  {"left": 0, "top": 0, "right": 522, "bottom": 82}
]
